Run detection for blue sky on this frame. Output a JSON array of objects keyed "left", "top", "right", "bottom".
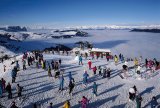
[{"left": 0, "top": 0, "right": 160, "bottom": 27}]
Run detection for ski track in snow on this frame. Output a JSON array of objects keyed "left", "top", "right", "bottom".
[{"left": 0, "top": 54, "right": 160, "bottom": 108}]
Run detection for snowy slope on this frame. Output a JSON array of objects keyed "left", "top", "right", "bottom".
[{"left": 0, "top": 53, "right": 160, "bottom": 108}]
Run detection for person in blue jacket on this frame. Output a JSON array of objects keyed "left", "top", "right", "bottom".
[
  {"left": 68, "top": 72, "right": 74, "bottom": 82},
  {"left": 59, "top": 75, "right": 64, "bottom": 91},
  {"left": 83, "top": 71, "right": 89, "bottom": 86},
  {"left": 151, "top": 96, "right": 158, "bottom": 108},
  {"left": 92, "top": 82, "right": 98, "bottom": 97},
  {"left": 0, "top": 80, "right": 3, "bottom": 97},
  {"left": 79, "top": 56, "right": 83, "bottom": 65},
  {"left": 11, "top": 67, "right": 17, "bottom": 83}
]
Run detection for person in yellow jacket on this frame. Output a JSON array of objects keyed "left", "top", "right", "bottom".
[
  {"left": 134, "top": 58, "right": 139, "bottom": 67},
  {"left": 114, "top": 55, "right": 118, "bottom": 65},
  {"left": 63, "top": 100, "right": 70, "bottom": 108}
]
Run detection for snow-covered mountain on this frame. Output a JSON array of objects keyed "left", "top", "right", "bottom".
[{"left": 66, "top": 25, "right": 160, "bottom": 30}]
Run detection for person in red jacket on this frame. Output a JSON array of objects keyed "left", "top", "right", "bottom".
[
  {"left": 93, "top": 66, "right": 97, "bottom": 75},
  {"left": 88, "top": 59, "right": 92, "bottom": 70}
]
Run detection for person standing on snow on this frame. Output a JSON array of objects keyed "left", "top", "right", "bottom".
[
  {"left": 4, "top": 65, "right": 6, "bottom": 72},
  {"left": 35, "top": 59, "right": 39, "bottom": 69},
  {"left": 91, "top": 52, "right": 94, "bottom": 60},
  {"left": 59, "top": 59, "right": 62, "bottom": 65},
  {"left": 51, "top": 60, "right": 55, "bottom": 70},
  {"left": 92, "top": 82, "right": 98, "bottom": 97},
  {"left": 63, "top": 100, "right": 70, "bottom": 108},
  {"left": 106, "top": 53, "right": 110, "bottom": 61},
  {"left": 79, "top": 96, "right": 89, "bottom": 108},
  {"left": 134, "top": 58, "right": 139, "bottom": 67},
  {"left": 16, "top": 84, "right": 23, "bottom": 97},
  {"left": 22, "top": 59, "right": 26, "bottom": 70},
  {"left": 98, "top": 66, "right": 102, "bottom": 76},
  {"left": 6, "top": 82, "right": 12, "bottom": 99},
  {"left": 151, "top": 96, "right": 159, "bottom": 108},
  {"left": 1, "top": 78, "right": 6, "bottom": 92},
  {"left": 79, "top": 55, "right": 83, "bottom": 65},
  {"left": 92, "top": 66, "right": 97, "bottom": 75},
  {"left": 107, "top": 68, "right": 111, "bottom": 78},
  {"left": 16, "top": 61, "right": 20, "bottom": 71},
  {"left": 11, "top": 67, "right": 17, "bottom": 83},
  {"left": 129, "top": 85, "right": 138, "bottom": 101},
  {"left": 88, "top": 59, "right": 92, "bottom": 70},
  {"left": 102, "top": 68, "right": 107, "bottom": 78},
  {"left": 59, "top": 75, "right": 64, "bottom": 91},
  {"left": 114, "top": 55, "right": 118, "bottom": 65},
  {"left": 68, "top": 72, "right": 74, "bottom": 82},
  {"left": 68, "top": 80, "right": 75, "bottom": 96},
  {"left": 136, "top": 65, "right": 141, "bottom": 75},
  {"left": 136, "top": 94, "right": 142, "bottom": 108},
  {"left": 83, "top": 71, "right": 89, "bottom": 87},
  {"left": 48, "top": 66, "right": 52, "bottom": 77},
  {"left": 0, "top": 80, "right": 3, "bottom": 98}
]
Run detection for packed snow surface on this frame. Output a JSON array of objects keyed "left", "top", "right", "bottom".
[{"left": 0, "top": 53, "right": 160, "bottom": 108}]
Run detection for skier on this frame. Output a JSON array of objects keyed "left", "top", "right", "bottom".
[
  {"left": 88, "top": 59, "right": 92, "bottom": 70},
  {"left": 0, "top": 80, "right": 2, "bottom": 97},
  {"left": 48, "top": 66, "right": 52, "bottom": 77},
  {"left": 79, "top": 55, "right": 83, "bottom": 65},
  {"left": 83, "top": 71, "right": 89, "bottom": 87},
  {"left": 79, "top": 96, "right": 89, "bottom": 108},
  {"left": 22, "top": 59, "right": 26, "bottom": 70},
  {"left": 6, "top": 82, "right": 12, "bottom": 99},
  {"left": 16, "top": 84, "right": 23, "bottom": 97},
  {"left": 98, "top": 66, "right": 102, "bottom": 76},
  {"left": 151, "top": 96, "right": 158, "bottom": 108},
  {"left": 92, "top": 82, "right": 98, "bottom": 97},
  {"left": 63, "top": 100, "right": 70, "bottom": 108},
  {"left": 47, "top": 102, "right": 53, "bottom": 108},
  {"left": 10, "top": 101, "right": 18, "bottom": 108},
  {"left": 92, "top": 66, "right": 97, "bottom": 75},
  {"left": 59, "top": 75, "right": 64, "bottom": 91},
  {"left": 68, "top": 80, "right": 75, "bottom": 96},
  {"left": 136, "top": 94, "right": 142, "bottom": 108},
  {"left": 1, "top": 78, "right": 6, "bottom": 92}
]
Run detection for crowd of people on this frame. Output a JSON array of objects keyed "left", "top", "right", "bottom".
[{"left": 0, "top": 50, "right": 160, "bottom": 108}]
